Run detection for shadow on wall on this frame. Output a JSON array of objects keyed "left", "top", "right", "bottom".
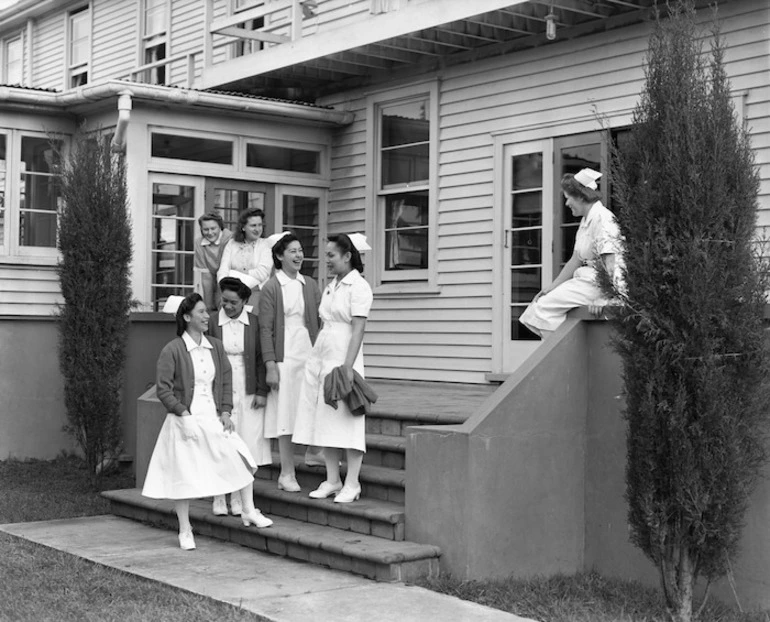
[{"left": 406, "top": 315, "right": 770, "bottom": 610}]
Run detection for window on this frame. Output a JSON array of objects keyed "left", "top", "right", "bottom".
[
  {"left": 68, "top": 7, "right": 90, "bottom": 88},
  {"left": 232, "top": 17, "right": 265, "bottom": 58},
  {"left": 4, "top": 36, "right": 22, "bottom": 85},
  {"left": 246, "top": 143, "right": 319, "bottom": 173},
  {"left": 151, "top": 132, "right": 233, "bottom": 164},
  {"left": 142, "top": 0, "right": 167, "bottom": 84},
  {"left": 374, "top": 90, "right": 434, "bottom": 282},
  {"left": 19, "top": 137, "right": 62, "bottom": 249},
  {"left": 283, "top": 194, "right": 321, "bottom": 280}
]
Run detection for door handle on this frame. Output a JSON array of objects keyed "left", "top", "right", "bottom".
[{"left": 504, "top": 229, "right": 512, "bottom": 249}]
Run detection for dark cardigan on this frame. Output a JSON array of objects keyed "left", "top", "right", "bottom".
[
  {"left": 156, "top": 335, "right": 233, "bottom": 416},
  {"left": 258, "top": 273, "right": 322, "bottom": 364},
  {"left": 207, "top": 311, "right": 269, "bottom": 397}
]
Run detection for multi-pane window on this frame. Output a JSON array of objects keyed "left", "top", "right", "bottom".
[
  {"left": 283, "top": 194, "right": 320, "bottom": 280},
  {"left": 4, "top": 36, "right": 22, "bottom": 85},
  {"left": 19, "top": 137, "right": 62, "bottom": 249},
  {"left": 377, "top": 95, "right": 431, "bottom": 280},
  {"left": 142, "top": 0, "right": 167, "bottom": 84},
  {"left": 68, "top": 7, "right": 90, "bottom": 87},
  {"left": 210, "top": 187, "right": 265, "bottom": 232},
  {"left": 151, "top": 183, "right": 196, "bottom": 309}
]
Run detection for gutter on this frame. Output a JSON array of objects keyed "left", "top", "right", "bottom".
[{"left": 0, "top": 80, "right": 355, "bottom": 126}]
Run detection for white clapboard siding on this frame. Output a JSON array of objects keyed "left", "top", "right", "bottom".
[
  {"left": 0, "top": 265, "right": 61, "bottom": 316},
  {"left": 31, "top": 12, "right": 64, "bottom": 90},
  {"left": 169, "top": 0, "right": 205, "bottom": 87},
  {"left": 91, "top": 0, "right": 138, "bottom": 82},
  {"left": 320, "top": 0, "right": 769, "bottom": 384}
]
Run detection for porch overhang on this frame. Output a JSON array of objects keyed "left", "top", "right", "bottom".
[{"left": 202, "top": 0, "right": 668, "bottom": 99}]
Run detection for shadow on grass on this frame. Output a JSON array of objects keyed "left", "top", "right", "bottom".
[{"left": 418, "top": 571, "right": 769, "bottom": 622}]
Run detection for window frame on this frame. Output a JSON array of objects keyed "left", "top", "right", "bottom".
[
  {"left": 139, "top": 0, "right": 170, "bottom": 85},
  {"left": 3, "top": 34, "right": 23, "bottom": 85},
  {"left": 367, "top": 81, "right": 439, "bottom": 291},
  {"left": 66, "top": 5, "right": 91, "bottom": 88}
]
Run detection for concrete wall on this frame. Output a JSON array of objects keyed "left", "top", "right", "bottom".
[
  {"left": 0, "top": 313, "right": 174, "bottom": 463},
  {"left": 0, "top": 317, "right": 74, "bottom": 459},
  {"left": 407, "top": 316, "right": 770, "bottom": 609}
]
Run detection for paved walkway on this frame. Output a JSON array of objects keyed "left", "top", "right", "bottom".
[{"left": 1, "top": 516, "right": 536, "bottom": 622}]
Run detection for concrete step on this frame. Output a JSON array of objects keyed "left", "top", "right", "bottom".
[
  {"left": 251, "top": 478, "right": 405, "bottom": 541},
  {"left": 258, "top": 452, "right": 406, "bottom": 503},
  {"left": 103, "top": 488, "right": 440, "bottom": 583},
  {"left": 288, "top": 433, "right": 405, "bottom": 469},
  {"left": 365, "top": 411, "right": 467, "bottom": 437}
]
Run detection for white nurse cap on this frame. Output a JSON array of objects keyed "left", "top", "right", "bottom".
[
  {"left": 161, "top": 295, "right": 185, "bottom": 314},
  {"left": 348, "top": 232, "right": 371, "bottom": 252},
  {"left": 226, "top": 270, "right": 259, "bottom": 290},
  {"left": 574, "top": 168, "right": 602, "bottom": 190},
  {"left": 264, "top": 231, "right": 291, "bottom": 248}
]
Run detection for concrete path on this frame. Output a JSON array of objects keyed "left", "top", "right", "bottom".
[{"left": 0, "top": 516, "right": 536, "bottom": 622}]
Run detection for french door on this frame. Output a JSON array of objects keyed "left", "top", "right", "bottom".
[{"left": 500, "top": 131, "right": 606, "bottom": 371}]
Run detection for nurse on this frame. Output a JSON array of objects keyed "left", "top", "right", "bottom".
[
  {"left": 292, "top": 233, "right": 373, "bottom": 504},
  {"left": 519, "top": 168, "right": 623, "bottom": 337},
  {"left": 259, "top": 232, "right": 322, "bottom": 492},
  {"left": 207, "top": 273, "right": 272, "bottom": 516}
]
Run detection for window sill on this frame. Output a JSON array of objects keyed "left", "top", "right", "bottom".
[
  {"left": 0, "top": 254, "right": 59, "bottom": 267},
  {"left": 373, "top": 283, "right": 441, "bottom": 298}
]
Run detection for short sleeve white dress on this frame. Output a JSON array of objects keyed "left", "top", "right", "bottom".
[
  {"left": 519, "top": 201, "right": 623, "bottom": 336},
  {"left": 292, "top": 269, "right": 373, "bottom": 452}
]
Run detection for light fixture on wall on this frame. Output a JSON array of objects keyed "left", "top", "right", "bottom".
[{"left": 545, "top": 6, "right": 557, "bottom": 41}]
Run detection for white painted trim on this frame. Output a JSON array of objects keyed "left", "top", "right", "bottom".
[{"left": 23, "top": 18, "right": 32, "bottom": 86}]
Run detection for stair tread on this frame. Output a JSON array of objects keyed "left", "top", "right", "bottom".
[
  {"left": 272, "top": 452, "right": 406, "bottom": 486},
  {"left": 365, "top": 433, "right": 406, "bottom": 452},
  {"left": 251, "top": 478, "right": 404, "bottom": 524},
  {"left": 104, "top": 488, "right": 439, "bottom": 563}
]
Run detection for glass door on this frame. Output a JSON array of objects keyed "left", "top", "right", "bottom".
[
  {"left": 149, "top": 174, "right": 204, "bottom": 310},
  {"left": 502, "top": 140, "right": 554, "bottom": 370},
  {"left": 204, "top": 178, "right": 273, "bottom": 234},
  {"left": 275, "top": 186, "right": 326, "bottom": 283}
]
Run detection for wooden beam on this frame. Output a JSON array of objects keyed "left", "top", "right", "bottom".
[
  {"left": 216, "top": 25, "right": 290, "bottom": 45},
  {"left": 209, "top": 1, "right": 293, "bottom": 32}
]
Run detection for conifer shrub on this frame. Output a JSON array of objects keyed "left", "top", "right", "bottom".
[
  {"left": 56, "top": 130, "right": 132, "bottom": 486},
  {"left": 608, "top": 3, "right": 770, "bottom": 621}
]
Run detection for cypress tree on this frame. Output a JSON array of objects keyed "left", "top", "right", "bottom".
[
  {"left": 609, "top": 3, "right": 770, "bottom": 620},
  {"left": 57, "top": 130, "right": 132, "bottom": 486}
]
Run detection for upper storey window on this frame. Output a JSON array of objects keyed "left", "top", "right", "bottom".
[
  {"left": 142, "top": 0, "right": 168, "bottom": 84},
  {"left": 68, "top": 7, "right": 90, "bottom": 87},
  {"left": 4, "top": 36, "right": 22, "bottom": 85}
]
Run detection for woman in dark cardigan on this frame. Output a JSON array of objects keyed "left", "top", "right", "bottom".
[
  {"left": 259, "top": 233, "right": 322, "bottom": 492},
  {"left": 142, "top": 293, "right": 272, "bottom": 551},
  {"left": 207, "top": 274, "right": 272, "bottom": 516}
]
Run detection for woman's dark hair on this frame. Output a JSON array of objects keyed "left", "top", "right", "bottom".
[
  {"left": 328, "top": 234, "right": 364, "bottom": 274},
  {"left": 560, "top": 173, "right": 602, "bottom": 204},
  {"left": 176, "top": 292, "right": 204, "bottom": 337},
  {"left": 218, "top": 276, "right": 252, "bottom": 301},
  {"left": 197, "top": 211, "right": 224, "bottom": 232},
  {"left": 272, "top": 232, "right": 301, "bottom": 270},
  {"left": 233, "top": 207, "right": 266, "bottom": 243}
]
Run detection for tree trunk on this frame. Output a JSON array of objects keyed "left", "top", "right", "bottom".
[{"left": 661, "top": 547, "right": 694, "bottom": 622}]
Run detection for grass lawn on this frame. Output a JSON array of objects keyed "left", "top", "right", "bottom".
[
  {"left": 420, "top": 572, "right": 769, "bottom": 622},
  {"left": 0, "top": 455, "right": 262, "bottom": 622}
]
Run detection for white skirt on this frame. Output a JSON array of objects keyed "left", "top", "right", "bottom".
[
  {"left": 292, "top": 321, "right": 366, "bottom": 452},
  {"left": 230, "top": 355, "right": 272, "bottom": 465},
  {"left": 142, "top": 391, "right": 256, "bottom": 500},
  {"left": 264, "top": 318, "right": 313, "bottom": 439}
]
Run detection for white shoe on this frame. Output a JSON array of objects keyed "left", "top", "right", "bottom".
[
  {"left": 230, "top": 496, "right": 243, "bottom": 516},
  {"left": 178, "top": 529, "right": 196, "bottom": 550},
  {"left": 334, "top": 484, "right": 361, "bottom": 504},
  {"left": 277, "top": 474, "right": 301, "bottom": 492},
  {"left": 309, "top": 481, "right": 343, "bottom": 499},
  {"left": 242, "top": 509, "right": 273, "bottom": 528},
  {"left": 212, "top": 495, "right": 227, "bottom": 516}
]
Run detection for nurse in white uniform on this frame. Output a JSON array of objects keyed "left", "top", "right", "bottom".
[
  {"left": 292, "top": 233, "right": 373, "bottom": 504},
  {"left": 520, "top": 168, "right": 623, "bottom": 337}
]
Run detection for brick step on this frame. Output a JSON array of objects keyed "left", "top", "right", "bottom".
[
  {"left": 258, "top": 452, "right": 405, "bottom": 503},
  {"left": 103, "top": 488, "right": 440, "bottom": 582},
  {"left": 250, "top": 478, "right": 405, "bottom": 541},
  {"left": 289, "top": 434, "right": 405, "bottom": 469}
]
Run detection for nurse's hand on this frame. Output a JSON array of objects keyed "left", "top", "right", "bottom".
[
  {"left": 588, "top": 303, "right": 606, "bottom": 318},
  {"left": 341, "top": 364, "right": 354, "bottom": 384},
  {"left": 220, "top": 411, "right": 235, "bottom": 433},
  {"left": 252, "top": 395, "right": 266, "bottom": 408},
  {"left": 266, "top": 363, "right": 280, "bottom": 391}
]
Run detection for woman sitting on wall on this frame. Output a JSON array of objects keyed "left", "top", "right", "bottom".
[
  {"left": 217, "top": 207, "right": 274, "bottom": 308},
  {"left": 193, "top": 211, "right": 233, "bottom": 311},
  {"left": 259, "top": 232, "right": 322, "bottom": 493},
  {"left": 207, "top": 274, "right": 272, "bottom": 517},
  {"left": 142, "top": 292, "right": 273, "bottom": 551},
  {"left": 519, "top": 168, "right": 623, "bottom": 338},
  {"left": 292, "top": 233, "right": 373, "bottom": 504}
]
